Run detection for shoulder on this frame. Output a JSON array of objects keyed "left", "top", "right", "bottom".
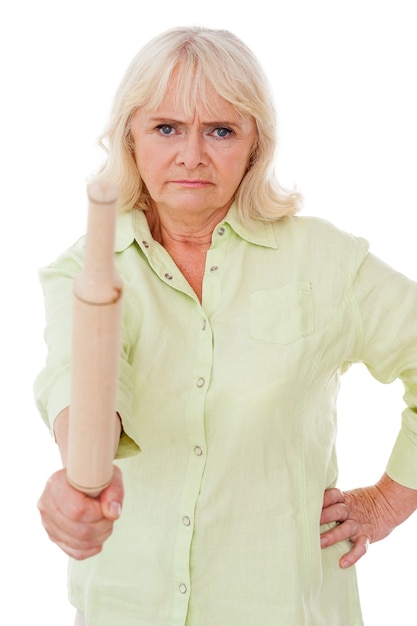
[
  {"left": 270, "top": 215, "right": 370, "bottom": 282},
  {"left": 274, "top": 214, "right": 358, "bottom": 239},
  {"left": 275, "top": 214, "right": 369, "bottom": 254},
  {"left": 40, "top": 211, "right": 137, "bottom": 279}
]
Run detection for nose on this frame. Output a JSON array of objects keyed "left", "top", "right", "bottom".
[{"left": 175, "top": 130, "right": 207, "bottom": 169}]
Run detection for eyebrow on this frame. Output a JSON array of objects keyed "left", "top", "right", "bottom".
[{"left": 147, "top": 116, "right": 243, "bottom": 128}]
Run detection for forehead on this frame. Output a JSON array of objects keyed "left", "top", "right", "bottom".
[{"left": 143, "top": 72, "right": 250, "bottom": 124}]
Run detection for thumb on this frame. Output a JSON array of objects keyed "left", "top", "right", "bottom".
[{"left": 99, "top": 465, "right": 124, "bottom": 520}]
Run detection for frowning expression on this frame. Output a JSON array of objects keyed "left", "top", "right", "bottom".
[{"left": 130, "top": 80, "right": 257, "bottom": 221}]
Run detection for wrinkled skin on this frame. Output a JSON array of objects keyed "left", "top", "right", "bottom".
[{"left": 320, "top": 473, "right": 417, "bottom": 568}]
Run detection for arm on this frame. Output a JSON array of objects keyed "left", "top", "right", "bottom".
[
  {"left": 35, "top": 183, "right": 128, "bottom": 557},
  {"left": 320, "top": 473, "right": 417, "bottom": 568},
  {"left": 37, "top": 408, "right": 124, "bottom": 560},
  {"left": 321, "top": 251, "right": 417, "bottom": 568},
  {"left": 54, "top": 407, "right": 122, "bottom": 468}
]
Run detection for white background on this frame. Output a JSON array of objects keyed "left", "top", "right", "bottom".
[{"left": 1, "top": 1, "right": 416, "bottom": 624}]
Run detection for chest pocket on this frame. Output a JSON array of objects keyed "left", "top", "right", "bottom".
[{"left": 249, "top": 282, "right": 313, "bottom": 345}]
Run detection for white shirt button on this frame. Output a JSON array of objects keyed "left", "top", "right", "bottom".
[
  {"left": 182, "top": 515, "right": 191, "bottom": 526},
  {"left": 179, "top": 583, "right": 187, "bottom": 594},
  {"left": 217, "top": 226, "right": 225, "bottom": 236},
  {"left": 210, "top": 265, "right": 219, "bottom": 272},
  {"left": 164, "top": 272, "right": 173, "bottom": 280},
  {"left": 194, "top": 446, "right": 203, "bottom": 456},
  {"left": 196, "top": 377, "right": 205, "bottom": 388}
]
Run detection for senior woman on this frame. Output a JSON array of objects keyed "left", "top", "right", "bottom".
[{"left": 35, "top": 27, "right": 417, "bottom": 626}]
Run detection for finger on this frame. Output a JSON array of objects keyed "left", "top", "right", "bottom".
[
  {"left": 40, "top": 503, "right": 115, "bottom": 556},
  {"left": 99, "top": 466, "right": 124, "bottom": 520},
  {"left": 42, "top": 470, "right": 104, "bottom": 523},
  {"left": 55, "top": 481, "right": 104, "bottom": 524},
  {"left": 38, "top": 475, "right": 115, "bottom": 553},
  {"left": 43, "top": 507, "right": 115, "bottom": 545},
  {"left": 320, "top": 502, "right": 350, "bottom": 525},
  {"left": 55, "top": 540, "right": 104, "bottom": 561},
  {"left": 322, "top": 488, "right": 345, "bottom": 508},
  {"left": 320, "top": 518, "right": 358, "bottom": 548},
  {"left": 339, "top": 534, "right": 370, "bottom": 569}
]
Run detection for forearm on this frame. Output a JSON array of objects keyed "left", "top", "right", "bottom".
[
  {"left": 373, "top": 472, "right": 417, "bottom": 529},
  {"left": 53, "top": 407, "right": 122, "bottom": 468}
]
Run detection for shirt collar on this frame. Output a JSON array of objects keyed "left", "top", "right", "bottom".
[
  {"left": 114, "top": 211, "right": 143, "bottom": 252},
  {"left": 222, "top": 202, "right": 278, "bottom": 249},
  {"left": 114, "top": 203, "right": 279, "bottom": 252}
]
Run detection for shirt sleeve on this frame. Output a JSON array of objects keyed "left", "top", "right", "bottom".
[
  {"left": 33, "top": 240, "right": 140, "bottom": 459},
  {"left": 352, "top": 252, "right": 417, "bottom": 488}
]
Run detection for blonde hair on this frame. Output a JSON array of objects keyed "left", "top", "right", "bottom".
[{"left": 93, "top": 26, "right": 302, "bottom": 221}]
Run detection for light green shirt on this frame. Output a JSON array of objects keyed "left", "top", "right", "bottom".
[{"left": 34, "top": 205, "right": 417, "bottom": 626}]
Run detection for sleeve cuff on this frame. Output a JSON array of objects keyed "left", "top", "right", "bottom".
[{"left": 386, "top": 427, "right": 417, "bottom": 490}]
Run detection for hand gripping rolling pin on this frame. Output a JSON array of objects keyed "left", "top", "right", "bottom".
[{"left": 67, "top": 181, "right": 123, "bottom": 497}]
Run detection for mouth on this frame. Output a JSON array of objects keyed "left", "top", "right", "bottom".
[{"left": 171, "top": 180, "right": 213, "bottom": 188}]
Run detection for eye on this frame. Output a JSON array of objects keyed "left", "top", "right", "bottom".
[
  {"left": 212, "top": 127, "right": 233, "bottom": 138},
  {"left": 156, "top": 124, "right": 175, "bottom": 136}
]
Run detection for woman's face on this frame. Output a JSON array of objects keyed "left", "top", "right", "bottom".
[{"left": 130, "top": 78, "right": 257, "bottom": 221}]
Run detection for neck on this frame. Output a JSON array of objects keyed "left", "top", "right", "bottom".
[
  {"left": 146, "top": 204, "right": 229, "bottom": 248},
  {"left": 145, "top": 204, "right": 231, "bottom": 303}
]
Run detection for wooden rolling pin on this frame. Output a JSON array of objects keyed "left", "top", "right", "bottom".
[{"left": 67, "top": 181, "right": 123, "bottom": 497}]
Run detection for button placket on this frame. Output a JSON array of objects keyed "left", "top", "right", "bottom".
[
  {"left": 170, "top": 296, "right": 213, "bottom": 622},
  {"left": 202, "top": 241, "right": 225, "bottom": 314}
]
